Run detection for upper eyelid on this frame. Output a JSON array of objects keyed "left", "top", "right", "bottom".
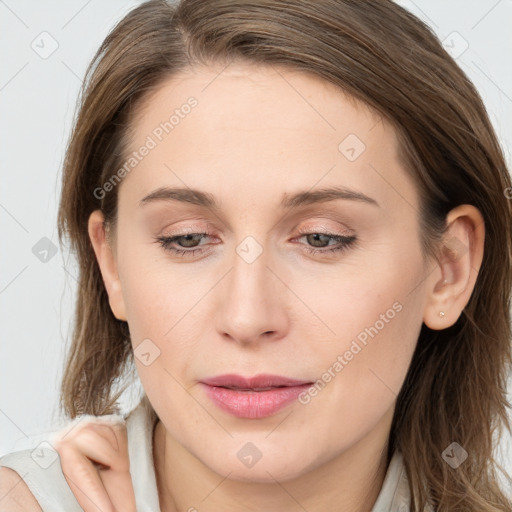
[
  {"left": 159, "top": 218, "right": 354, "bottom": 236},
  {"left": 160, "top": 229, "right": 350, "bottom": 239}
]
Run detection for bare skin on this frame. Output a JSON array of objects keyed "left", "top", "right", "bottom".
[
  {"left": 0, "top": 420, "right": 135, "bottom": 512},
  {"left": 0, "top": 61, "right": 484, "bottom": 512}
]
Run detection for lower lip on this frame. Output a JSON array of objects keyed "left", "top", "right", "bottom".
[{"left": 200, "top": 383, "right": 312, "bottom": 419}]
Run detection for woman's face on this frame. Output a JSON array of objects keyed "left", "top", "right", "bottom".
[{"left": 98, "top": 61, "right": 431, "bottom": 481}]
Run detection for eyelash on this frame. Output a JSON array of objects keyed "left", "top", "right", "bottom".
[{"left": 154, "top": 228, "right": 357, "bottom": 258}]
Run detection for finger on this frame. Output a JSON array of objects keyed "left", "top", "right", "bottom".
[
  {"left": 57, "top": 444, "right": 116, "bottom": 512},
  {"left": 95, "top": 423, "right": 137, "bottom": 512},
  {"left": 67, "top": 424, "right": 136, "bottom": 512},
  {"left": 54, "top": 421, "right": 136, "bottom": 512},
  {"left": 100, "top": 468, "right": 137, "bottom": 512},
  {"left": 78, "top": 422, "right": 131, "bottom": 473},
  {"left": 51, "top": 414, "right": 126, "bottom": 450},
  {"left": 55, "top": 426, "right": 123, "bottom": 470}
]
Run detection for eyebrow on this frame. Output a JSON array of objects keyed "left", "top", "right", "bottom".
[{"left": 139, "top": 185, "right": 380, "bottom": 210}]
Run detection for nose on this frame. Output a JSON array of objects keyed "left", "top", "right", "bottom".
[{"left": 214, "top": 242, "right": 290, "bottom": 347}]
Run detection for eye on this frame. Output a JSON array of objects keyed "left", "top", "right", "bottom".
[
  {"left": 154, "top": 228, "right": 357, "bottom": 258},
  {"left": 293, "top": 230, "right": 357, "bottom": 256},
  {"left": 155, "top": 232, "right": 214, "bottom": 258}
]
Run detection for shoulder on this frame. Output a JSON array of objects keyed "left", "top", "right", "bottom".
[
  {"left": 0, "top": 467, "right": 42, "bottom": 511},
  {"left": 0, "top": 446, "right": 83, "bottom": 511}
]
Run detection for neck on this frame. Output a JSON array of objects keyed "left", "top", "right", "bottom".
[{"left": 153, "top": 412, "right": 393, "bottom": 512}]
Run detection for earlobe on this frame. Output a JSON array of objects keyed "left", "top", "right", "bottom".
[
  {"left": 87, "top": 210, "right": 127, "bottom": 322},
  {"left": 423, "top": 204, "right": 485, "bottom": 330}
]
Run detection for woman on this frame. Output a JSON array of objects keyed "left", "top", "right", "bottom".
[{"left": 1, "top": 0, "right": 511, "bottom": 510}]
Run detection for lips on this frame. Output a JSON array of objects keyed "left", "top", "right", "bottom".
[
  {"left": 200, "top": 373, "right": 313, "bottom": 390},
  {"left": 200, "top": 374, "right": 315, "bottom": 419}
]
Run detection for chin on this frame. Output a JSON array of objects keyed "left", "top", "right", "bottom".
[
  {"left": 201, "top": 448, "right": 314, "bottom": 484},
  {"left": 220, "top": 465, "right": 307, "bottom": 484}
]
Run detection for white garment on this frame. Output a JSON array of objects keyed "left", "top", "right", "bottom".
[{"left": 0, "top": 394, "right": 413, "bottom": 511}]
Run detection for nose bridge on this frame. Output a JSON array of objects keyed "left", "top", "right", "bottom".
[
  {"left": 233, "top": 239, "right": 269, "bottom": 303},
  {"left": 215, "top": 235, "right": 288, "bottom": 344}
]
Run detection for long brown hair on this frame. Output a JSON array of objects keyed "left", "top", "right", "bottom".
[{"left": 57, "top": 1, "right": 512, "bottom": 510}]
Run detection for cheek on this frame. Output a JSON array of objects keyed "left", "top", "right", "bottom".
[
  {"left": 289, "top": 298, "right": 422, "bottom": 466},
  {"left": 119, "top": 261, "right": 195, "bottom": 409},
  {"left": 116, "top": 238, "right": 183, "bottom": 335},
  {"left": 117, "top": 246, "right": 208, "bottom": 380},
  {"left": 292, "top": 246, "right": 423, "bottom": 346},
  {"left": 121, "top": 275, "right": 170, "bottom": 339},
  {"left": 297, "top": 246, "right": 426, "bottom": 421}
]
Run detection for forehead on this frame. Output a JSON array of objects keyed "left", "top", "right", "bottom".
[
  {"left": 131, "top": 61, "right": 381, "bottom": 149},
  {"left": 118, "top": 61, "right": 419, "bottom": 218}
]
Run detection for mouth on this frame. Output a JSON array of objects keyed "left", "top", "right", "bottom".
[
  {"left": 200, "top": 373, "right": 314, "bottom": 389},
  {"left": 218, "top": 385, "right": 291, "bottom": 392},
  {"left": 199, "top": 374, "right": 315, "bottom": 419}
]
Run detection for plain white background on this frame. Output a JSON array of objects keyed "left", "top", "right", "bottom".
[{"left": 1, "top": 0, "right": 511, "bottom": 481}]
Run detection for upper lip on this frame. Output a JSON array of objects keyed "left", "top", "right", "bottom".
[{"left": 201, "top": 373, "right": 313, "bottom": 389}]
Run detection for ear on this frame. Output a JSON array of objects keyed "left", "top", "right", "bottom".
[
  {"left": 423, "top": 204, "right": 485, "bottom": 330},
  {"left": 88, "top": 210, "right": 127, "bottom": 322}
]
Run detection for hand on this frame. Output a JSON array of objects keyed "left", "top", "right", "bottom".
[{"left": 52, "top": 415, "right": 136, "bottom": 512}]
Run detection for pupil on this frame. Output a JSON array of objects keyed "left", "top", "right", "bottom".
[
  {"left": 181, "top": 234, "right": 200, "bottom": 247},
  {"left": 308, "top": 233, "right": 327, "bottom": 247}
]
